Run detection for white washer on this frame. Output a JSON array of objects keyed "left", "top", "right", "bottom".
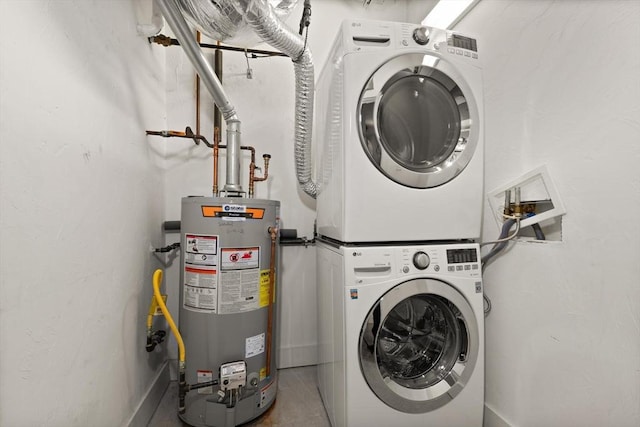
[
  {"left": 315, "top": 20, "right": 484, "bottom": 243},
  {"left": 317, "top": 240, "right": 484, "bottom": 427}
]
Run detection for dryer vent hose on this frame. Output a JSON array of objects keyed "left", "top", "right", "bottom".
[
  {"left": 167, "top": 0, "right": 318, "bottom": 198},
  {"left": 231, "top": 0, "right": 317, "bottom": 198}
]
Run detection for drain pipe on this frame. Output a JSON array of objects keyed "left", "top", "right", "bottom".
[{"left": 157, "top": 0, "right": 243, "bottom": 195}]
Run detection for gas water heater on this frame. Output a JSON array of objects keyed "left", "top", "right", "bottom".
[
  {"left": 147, "top": 0, "right": 315, "bottom": 425},
  {"left": 179, "top": 197, "right": 280, "bottom": 426}
]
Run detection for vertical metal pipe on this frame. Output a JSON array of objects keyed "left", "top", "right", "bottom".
[
  {"left": 195, "top": 31, "right": 201, "bottom": 136},
  {"left": 266, "top": 226, "right": 278, "bottom": 377},
  {"left": 157, "top": 0, "right": 244, "bottom": 194},
  {"left": 213, "top": 128, "right": 220, "bottom": 196},
  {"left": 213, "top": 44, "right": 223, "bottom": 196},
  {"left": 214, "top": 44, "right": 223, "bottom": 130},
  {"left": 225, "top": 120, "right": 243, "bottom": 193},
  {"left": 157, "top": 0, "right": 237, "bottom": 121},
  {"left": 514, "top": 187, "right": 522, "bottom": 217},
  {"left": 503, "top": 189, "right": 511, "bottom": 216}
]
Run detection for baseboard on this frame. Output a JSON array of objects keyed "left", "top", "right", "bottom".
[
  {"left": 277, "top": 344, "right": 318, "bottom": 369},
  {"left": 125, "top": 361, "right": 170, "bottom": 427},
  {"left": 484, "top": 404, "right": 513, "bottom": 427}
]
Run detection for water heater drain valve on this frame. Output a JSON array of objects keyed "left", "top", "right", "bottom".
[{"left": 219, "top": 361, "right": 247, "bottom": 391}]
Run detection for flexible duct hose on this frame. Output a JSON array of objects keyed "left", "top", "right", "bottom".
[{"left": 230, "top": 0, "right": 317, "bottom": 198}]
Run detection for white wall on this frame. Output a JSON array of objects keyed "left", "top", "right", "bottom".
[
  {"left": 455, "top": 1, "right": 640, "bottom": 426},
  {"left": 161, "top": 0, "right": 436, "bottom": 369},
  {"left": 0, "top": 1, "right": 167, "bottom": 426}
]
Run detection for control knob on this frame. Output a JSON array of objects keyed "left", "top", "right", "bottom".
[
  {"left": 413, "top": 27, "right": 430, "bottom": 45},
  {"left": 413, "top": 251, "right": 430, "bottom": 270}
]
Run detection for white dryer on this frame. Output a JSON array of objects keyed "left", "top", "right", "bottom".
[
  {"left": 317, "top": 240, "right": 484, "bottom": 427},
  {"left": 315, "top": 20, "right": 484, "bottom": 243}
]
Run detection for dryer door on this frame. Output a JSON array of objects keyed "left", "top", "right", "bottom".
[
  {"left": 358, "top": 53, "right": 479, "bottom": 188},
  {"left": 359, "top": 278, "right": 479, "bottom": 413}
]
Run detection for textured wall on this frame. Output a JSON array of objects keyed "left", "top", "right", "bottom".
[
  {"left": 456, "top": 1, "right": 640, "bottom": 426},
  {"left": 0, "top": 1, "right": 167, "bottom": 425}
]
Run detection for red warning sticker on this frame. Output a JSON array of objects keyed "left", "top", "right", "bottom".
[{"left": 221, "top": 247, "right": 259, "bottom": 270}]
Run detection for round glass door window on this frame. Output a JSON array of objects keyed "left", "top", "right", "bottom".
[
  {"left": 358, "top": 53, "right": 478, "bottom": 188},
  {"left": 359, "top": 279, "right": 478, "bottom": 413}
]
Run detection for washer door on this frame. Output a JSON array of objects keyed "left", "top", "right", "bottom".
[
  {"left": 359, "top": 278, "right": 479, "bottom": 413},
  {"left": 358, "top": 53, "right": 478, "bottom": 188}
]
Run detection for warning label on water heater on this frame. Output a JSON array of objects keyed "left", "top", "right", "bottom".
[
  {"left": 183, "top": 234, "right": 219, "bottom": 313},
  {"left": 218, "top": 247, "right": 261, "bottom": 314}
]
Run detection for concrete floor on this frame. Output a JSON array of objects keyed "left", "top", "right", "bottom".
[{"left": 148, "top": 365, "right": 330, "bottom": 427}]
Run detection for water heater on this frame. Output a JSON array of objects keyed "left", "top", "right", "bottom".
[{"left": 179, "top": 196, "right": 280, "bottom": 426}]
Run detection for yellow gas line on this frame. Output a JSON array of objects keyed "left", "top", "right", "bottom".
[{"left": 152, "top": 269, "right": 185, "bottom": 363}]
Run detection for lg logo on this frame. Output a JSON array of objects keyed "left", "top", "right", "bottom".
[{"left": 352, "top": 251, "right": 362, "bottom": 257}]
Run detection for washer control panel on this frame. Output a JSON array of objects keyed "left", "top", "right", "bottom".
[
  {"left": 446, "top": 247, "right": 480, "bottom": 272},
  {"left": 343, "top": 243, "right": 481, "bottom": 280},
  {"left": 397, "top": 244, "right": 480, "bottom": 277}
]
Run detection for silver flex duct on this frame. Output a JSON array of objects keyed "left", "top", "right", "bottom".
[
  {"left": 157, "top": 0, "right": 243, "bottom": 194},
  {"left": 229, "top": 0, "right": 317, "bottom": 198},
  {"left": 162, "top": 0, "right": 318, "bottom": 199}
]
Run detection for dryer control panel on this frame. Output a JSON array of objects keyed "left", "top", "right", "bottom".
[{"left": 340, "top": 20, "right": 479, "bottom": 61}]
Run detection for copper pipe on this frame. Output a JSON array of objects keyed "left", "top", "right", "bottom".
[
  {"left": 147, "top": 127, "right": 272, "bottom": 198},
  {"left": 195, "top": 31, "right": 201, "bottom": 136},
  {"left": 253, "top": 155, "right": 271, "bottom": 183},
  {"left": 146, "top": 130, "right": 187, "bottom": 137},
  {"left": 251, "top": 154, "right": 271, "bottom": 198},
  {"left": 242, "top": 145, "right": 256, "bottom": 198},
  {"left": 150, "top": 34, "right": 287, "bottom": 57},
  {"left": 146, "top": 127, "right": 213, "bottom": 147},
  {"left": 248, "top": 163, "right": 256, "bottom": 198},
  {"left": 236, "top": 146, "right": 269, "bottom": 198},
  {"left": 213, "top": 127, "right": 220, "bottom": 196},
  {"left": 266, "top": 226, "right": 278, "bottom": 378}
]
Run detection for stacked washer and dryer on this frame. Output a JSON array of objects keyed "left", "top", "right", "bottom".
[{"left": 315, "top": 20, "right": 485, "bottom": 427}]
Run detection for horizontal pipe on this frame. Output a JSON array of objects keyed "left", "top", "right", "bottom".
[{"left": 150, "top": 34, "right": 288, "bottom": 57}]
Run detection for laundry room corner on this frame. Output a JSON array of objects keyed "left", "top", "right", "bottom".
[
  {"left": 454, "top": 1, "right": 640, "bottom": 426},
  {"left": 2, "top": 1, "right": 639, "bottom": 426}
]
